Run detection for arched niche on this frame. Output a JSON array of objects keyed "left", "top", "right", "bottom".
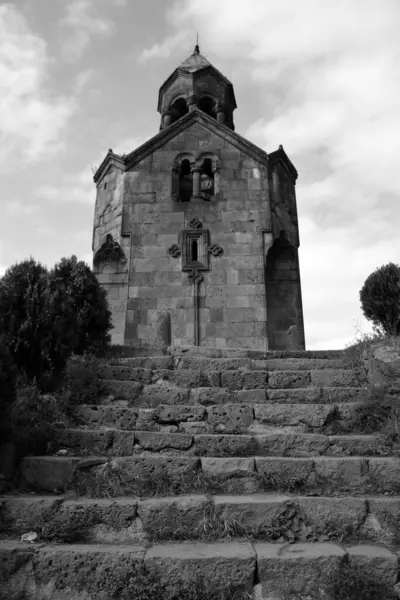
[{"left": 265, "top": 232, "right": 304, "bottom": 350}]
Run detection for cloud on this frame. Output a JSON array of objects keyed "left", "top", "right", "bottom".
[
  {"left": 59, "top": 0, "right": 123, "bottom": 61},
  {"left": 0, "top": 4, "right": 75, "bottom": 172},
  {"left": 34, "top": 167, "right": 95, "bottom": 205},
  {"left": 5, "top": 200, "right": 39, "bottom": 217},
  {"left": 139, "top": 30, "right": 191, "bottom": 61}
]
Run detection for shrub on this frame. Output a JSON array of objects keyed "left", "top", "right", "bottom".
[
  {"left": 360, "top": 262, "right": 400, "bottom": 336},
  {"left": 49, "top": 256, "right": 112, "bottom": 357},
  {"left": 8, "top": 380, "right": 70, "bottom": 456},
  {"left": 62, "top": 354, "right": 104, "bottom": 405}
]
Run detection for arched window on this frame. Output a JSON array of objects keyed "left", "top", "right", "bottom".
[
  {"left": 198, "top": 96, "right": 215, "bottom": 118},
  {"left": 179, "top": 159, "right": 193, "bottom": 202},
  {"left": 200, "top": 158, "right": 214, "bottom": 200},
  {"left": 170, "top": 98, "right": 188, "bottom": 122}
]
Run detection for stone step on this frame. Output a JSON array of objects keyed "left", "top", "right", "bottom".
[
  {"left": 75, "top": 402, "right": 366, "bottom": 435},
  {"left": 98, "top": 366, "right": 364, "bottom": 389},
  {"left": 168, "top": 346, "right": 347, "bottom": 359},
  {"left": 177, "top": 356, "right": 352, "bottom": 372},
  {"left": 3, "top": 493, "right": 400, "bottom": 548},
  {"left": 19, "top": 455, "right": 400, "bottom": 496},
  {"left": 111, "top": 356, "right": 351, "bottom": 371},
  {"left": 0, "top": 539, "right": 398, "bottom": 599},
  {"left": 99, "top": 380, "right": 368, "bottom": 405},
  {"left": 49, "top": 427, "right": 394, "bottom": 458}
]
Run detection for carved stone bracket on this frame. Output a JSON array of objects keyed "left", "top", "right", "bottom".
[
  {"left": 188, "top": 269, "right": 204, "bottom": 285},
  {"left": 168, "top": 244, "right": 181, "bottom": 258},
  {"left": 189, "top": 217, "right": 203, "bottom": 230},
  {"left": 93, "top": 234, "right": 127, "bottom": 266},
  {"left": 208, "top": 243, "right": 223, "bottom": 257}
]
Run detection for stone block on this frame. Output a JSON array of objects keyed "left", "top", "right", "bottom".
[
  {"left": 266, "top": 388, "right": 322, "bottom": 403},
  {"left": 347, "top": 545, "right": 398, "bottom": 586},
  {"left": 134, "top": 431, "right": 193, "bottom": 451},
  {"left": 268, "top": 371, "right": 311, "bottom": 389},
  {"left": 190, "top": 387, "right": 232, "bottom": 406},
  {"left": 144, "top": 541, "right": 256, "bottom": 592},
  {"left": 154, "top": 405, "right": 206, "bottom": 423},
  {"left": 235, "top": 389, "right": 268, "bottom": 403},
  {"left": 52, "top": 429, "right": 112, "bottom": 455},
  {"left": 367, "top": 457, "right": 400, "bottom": 489},
  {"left": 201, "top": 457, "right": 255, "bottom": 477},
  {"left": 256, "top": 542, "right": 346, "bottom": 597},
  {"left": 1, "top": 496, "right": 63, "bottom": 531},
  {"left": 206, "top": 404, "right": 254, "bottom": 433},
  {"left": 327, "top": 434, "right": 392, "bottom": 456},
  {"left": 114, "top": 455, "right": 200, "bottom": 482},
  {"left": 297, "top": 496, "right": 367, "bottom": 534},
  {"left": 255, "top": 433, "right": 329, "bottom": 457},
  {"left": 255, "top": 457, "right": 314, "bottom": 489},
  {"left": 112, "top": 431, "right": 135, "bottom": 456},
  {"left": 141, "top": 385, "right": 191, "bottom": 406},
  {"left": 310, "top": 369, "right": 362, "bottom": 387},
  {"left": 253, "top": 404, "right": 334, "bottom": 431},
  {"left": 313, "top": 457, "right": 368, "bottom": 489},
  {"left": 213, "top": 494, "right": 290, "bottom": 531},
  {"left": 194, "top": 434, "right": 258, "bottom": 457},
  {"left": 138, "top": 495, "right": 211, "bottom": 535}
]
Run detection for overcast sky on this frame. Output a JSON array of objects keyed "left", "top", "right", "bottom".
[{"left": 1, "top": 0, "right": 399, "bottom": 350}]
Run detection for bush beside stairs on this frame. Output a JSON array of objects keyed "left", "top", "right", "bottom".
[{"left": 1, "top": 345, "right": 400, "bottom": 599}]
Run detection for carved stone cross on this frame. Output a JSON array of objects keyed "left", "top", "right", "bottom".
[{"left": 167, "top": 218, "right": 223, "bottom": 345}]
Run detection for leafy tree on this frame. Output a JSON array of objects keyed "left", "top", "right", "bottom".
[
  {"left": 49, "top": 256, "right": 112, "bottom": 356},
  {"left": 0, "top": 258, "right": 62, "bottom": 383},
  {"left": 0, "top": 336, "right": 17, "bottom": 409},
  {"left": 359, "top": 262, "right": 400, "bottom": 336},
  {"left": 0, "top": 255, "right": 112, "bottom": 389}
]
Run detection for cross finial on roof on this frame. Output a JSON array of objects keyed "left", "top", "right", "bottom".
[{"left": 194, "top": 33, "right": 200, "bottom": 54}]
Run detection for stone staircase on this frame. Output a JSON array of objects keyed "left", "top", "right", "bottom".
[{"left": 2, "top": 346, "right": 400, "bottom": 599}]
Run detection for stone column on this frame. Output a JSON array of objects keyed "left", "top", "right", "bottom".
[
  {"left": 162, "top": 112, "right": 173, "bottom": 128},
  {"left": 187, "top": 95, "right": 198, "bottom": 112},
  {"left": 192, "top": 167, "right": 202, "bottom": 199},
  {"left": 216, "top": 104, "right": 226, "bottom": 125}
]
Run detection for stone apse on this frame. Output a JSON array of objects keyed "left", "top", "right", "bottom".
[{"left": 92, "top": 45, "right": 305, "bottom": 351}]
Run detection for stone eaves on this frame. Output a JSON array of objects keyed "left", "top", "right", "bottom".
[{"left": 93, "top": 110, "right": 297, "bottom": 184}]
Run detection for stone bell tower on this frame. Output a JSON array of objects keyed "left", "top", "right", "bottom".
[{"left": 92, "top": 44, "right": 306, "bottom": 351}]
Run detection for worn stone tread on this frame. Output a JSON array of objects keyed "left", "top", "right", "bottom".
[
  {"left": 0, "top": 539, "right": 399, "bottom": 599},
  {"left": 97, "top": 380, "right": 369, "bottom": 404},
  {"left": 4, "top": 493, "right": 400, "bottom": 548},
  {"left": 50, "top": 426, "right": 394, "bottom": 458},
  {"left": 98, "top": 366, "right": 363, "bottom": 389},
  {"left": 18, "top": 454, "right": 400, "bottom": 495}
]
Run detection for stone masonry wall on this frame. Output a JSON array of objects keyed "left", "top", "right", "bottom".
[
  {"left": 122, "top": 121, "right": 271, "bottom": 350},
  {"left": 92, "top": 164, "right": 131, "bottom": 345}
]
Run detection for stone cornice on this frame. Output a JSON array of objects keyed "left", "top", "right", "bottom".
[
  {"left": 268, "top": 146, "right": 298, "bottom": 180},
  {"left": 93, "top": 112, "right": 298, "bottom": 184},
  {"left": 124, "top": 110, "right": 270, "bottom": 171},
  {"left": 93, "top": 150, "right": 125, "bottom": 186}
]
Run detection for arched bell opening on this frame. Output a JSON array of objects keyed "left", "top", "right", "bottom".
[
  {"left": 198, "top": 96, "right": 215, "bottom": 118},
  {"left": 170, "top": 97, "right": 189, "bottom": 123},
  {"left": 178, "top": 159, "right": 193, "bottom": 202}
]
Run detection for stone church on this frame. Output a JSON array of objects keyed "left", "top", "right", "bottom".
[{"left": 92, "top": 45, "right": 305, "bottom": 351}]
